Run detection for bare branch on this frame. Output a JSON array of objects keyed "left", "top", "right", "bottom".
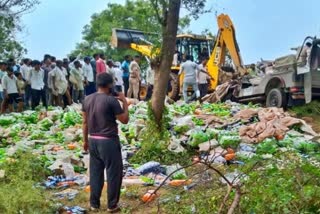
[
  {"left": 218, "top": 185, "right": 232, "bottom": 214},
  {"left": 227, "top": 185, "right": 242, "bottom": 214},
  {"left": 0, "top": 0, "right": 39, "bottom": 17},
  {"left": 151, "top": 161, "right": 199, "bottom": 197},
  {"left": 0, "top": 0, "right": 11, "bottom": 9},
  {"left": 201, "top": 162, "right": 233, "bottom": 186}
]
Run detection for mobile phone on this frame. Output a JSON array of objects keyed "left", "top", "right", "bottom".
[{"left": 110, "top": 87, "right": 119, "bottom": 96}]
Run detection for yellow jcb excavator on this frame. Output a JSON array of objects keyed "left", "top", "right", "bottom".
[{"left": 110, "top": 13, "right": 245, "bottom": 100}]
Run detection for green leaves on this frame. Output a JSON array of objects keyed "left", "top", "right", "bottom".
[
  {"left": 256, "top": 138, "right": 278, "bottom": 154},
  {"left": 242, "top": 154, "right": 320, "bottom": 213},
  {"left": 70, "top": 0, "right": 161, "bottom": 59},
  {"left": 0, "top": 0, "right": 39, "bottom": 59},
  {"left": 189, "top": 131, "right": 210, "bottom": 147},
  {"left": 202, "top": 103, "right": 231, "bottom": 117},
  {"left": 61, "top": 109, "right": 82, "bottom": 128},
  {"left": 173, "top": 125, "right": 189, "bottom": 134},
  {"left": 0, "top": 116, "right": 16, "bottom": 126}
]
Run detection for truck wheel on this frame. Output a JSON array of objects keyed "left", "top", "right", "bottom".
[
  {"left": 266, "top": 88, "right": 287, "bottom": 108},
  {"left": 168, "top": 73, "right": 180, "bottom": 101}
]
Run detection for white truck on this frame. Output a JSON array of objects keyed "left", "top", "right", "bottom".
[{"left": 235, "top": 37, "right": 320, "bottom": 108}]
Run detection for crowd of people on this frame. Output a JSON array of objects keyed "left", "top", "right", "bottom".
[
  {"left": 0, "top": 51, "right": 214, "bottom": 113},
  {"left": 0, "top": 53, "right": 145, "bottom": 114}
]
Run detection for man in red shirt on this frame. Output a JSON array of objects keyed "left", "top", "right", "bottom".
[{"left": 96, "top": 53, "right": 107, "bottom": 74}]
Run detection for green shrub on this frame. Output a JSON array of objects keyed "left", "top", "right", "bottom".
[
  {"left": 240, "top": 153, "right": 320, "bottom": 213},
  {"left": 0, "top": 151, "right": 54, "bottom": 213}
]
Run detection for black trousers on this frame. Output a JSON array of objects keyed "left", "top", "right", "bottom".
[
  {"left": 123, "top": 77, "right": 129, "bottom": 96},
  {"left": 31, "top": 88, "right": 47, "bottom": 110},
  {"left": 89, "top": 138, "right": 123, "bottom": 209},
  {"left": 24, "top": 85, "right": 32, "bottom": 108},
  {"left": 199, "top": 83, "right": 208, "bottom": 98},
  {"left": 85, "top": 82, "right": 96, "bottom": 96},
  {"left": 146, "top": 85, "right": 153, "bottom": 100}
]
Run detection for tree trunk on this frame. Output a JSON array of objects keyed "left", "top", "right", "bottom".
[{"left": 151, "top": 0, "right": 181, "bottom": 126}]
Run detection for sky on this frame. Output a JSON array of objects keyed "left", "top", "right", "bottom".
[{"left": 20, "top": 0, "right": 320, "bottom": 63}]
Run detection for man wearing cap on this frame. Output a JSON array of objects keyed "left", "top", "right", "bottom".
[{"left": 83, "top": 56, "right": 96, "bottom": 96}]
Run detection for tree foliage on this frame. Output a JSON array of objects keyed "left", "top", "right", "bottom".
[
  {"left": 0, "top": 0, "right": 39, "bottom": 60},
  {"left": 69, "top": 0, "right": 191, "bottom": 59}
]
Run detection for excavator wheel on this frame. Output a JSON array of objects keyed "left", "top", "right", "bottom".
[
  {"left": 139, "top": 84, "right": 148, "bottom": 101},
  {"left": 168, "top": 73, "right": 180, "bottom": 101}
]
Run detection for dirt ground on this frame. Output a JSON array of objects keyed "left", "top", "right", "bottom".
[
  {"left": 59, "top": 185, "right": 174, "bottom": 213},
  {"left": 59, "top": 165, "right": 224, "bottom": 214}
]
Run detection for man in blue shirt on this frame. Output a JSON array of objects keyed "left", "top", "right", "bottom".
[{"left": 121, "top": 55, "right": 131, "bottom": 96}]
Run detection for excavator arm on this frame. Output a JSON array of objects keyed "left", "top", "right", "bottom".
[
  {"left": 207, "top": 14, "right": 246, "bottom": 90},
  {"left": 111, "top": 28, "right": 157, "bottom": 58}
]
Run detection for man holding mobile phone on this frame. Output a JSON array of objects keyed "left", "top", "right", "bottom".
[{"left": 82, "top": 73, "right": 129, "bottom": 213}]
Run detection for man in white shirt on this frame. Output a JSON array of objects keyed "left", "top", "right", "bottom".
[
  {"left": 179, "top": 55, "right": 200, "bottom": 102},
  {"left": 29, "top": 60, "right": 47, "bottom": 110},
  {"left": 70, "top": 61, "right": 84, "bottom": 103},
  {"left": 1, "top": 67, "right": 24, "bottom": 113},
  {"left": 20, "top": 58, "right": 32, "bottom": 108},
  {"left": 0, "top": 62, "right": 8, "bottom": 113},
  {"left": 83, "top": 57, "right": 96, "bottom": 96},
  {"left": 57, "top": 61, "right": 72, "bottom": 107},
  {"left": 197, "top": 57, "right": 211, "bottom": 98},
  {"left": 48, "top": 60, "right": 69, "bottom": 107},
  {"left": 112, "top": 62, "right": 124, "bottom": 93}
]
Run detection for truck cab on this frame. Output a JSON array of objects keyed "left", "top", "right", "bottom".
[{"left": 236, "top": 37, "right": 320, "bottom": 107}]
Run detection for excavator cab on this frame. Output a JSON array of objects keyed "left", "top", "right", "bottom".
[
  {"left": 175, "top": 34, "right": 214, "bottom": 65},
  {"left": 169, "top": 35, "right": 214, "bottom": 99}
]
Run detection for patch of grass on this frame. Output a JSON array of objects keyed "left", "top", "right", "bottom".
[
  {"left": 160, "top": 180, "right": 226, "bottom": 214},
  {"left": 0, "top": 151, "right": 55, "bottom": 213},
  {"left": 290, "top": 101, "right": 320, "bottom": 117}
]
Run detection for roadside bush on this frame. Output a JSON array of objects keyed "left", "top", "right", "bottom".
[
  {"left": 0, "top": 151, "right": 55, "bottom": 213},
  {"left": 240, "top": 153, "right": 320, "bottom": 213}
]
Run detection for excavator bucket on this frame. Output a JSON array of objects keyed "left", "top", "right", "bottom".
[{"left": 111, "top": 28, "right": 152, "bottom": 49}]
